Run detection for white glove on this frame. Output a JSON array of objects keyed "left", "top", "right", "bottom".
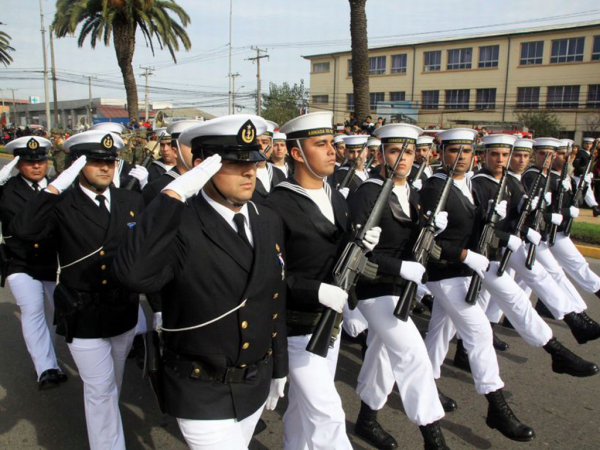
[
  {"left": 153, "top": 312, "right": 162, "bottom": 331},
  {"left": 318, "top": 283, "right": 348, "bottom": 314},
  {"left": 433, "top": 211, "right": 448, "bottom": 236},
  {"left": 545, "top": 191, "right": 552, "bottom": 205},
  {"left": 49, "top": 155, "right": 87, "bottom": 194},
  {"left": 584, "top": 173, "right": 593, "bottom": 184},
  {"left": 526, "top": 228, "right": 541, "bottom": 246},
  {"left": 551, "top": 213, "right": 563, "bottom": 226},
  {"left": 530, "top": 196, "right": 539, "bottom": 211},
  {"left": 163, "top": 154, "right": 222, "bottom": 202},
  {"left": 491, "top": 199, "right": 507, "bottom": 220},
  {"left": 569, "top": 206, "right": 580, "bottom": 218},
  {"left": 400, "top": 261, "right": 426, "bottom": 284},
  {"left": 561, "top": 178, "right": 571, "bottom": 191},
  {"left": 463, "top": 250, "right": 490, "bottom": 278},
  {"left": 128, "top": 165, "right": 149, "bottom": 189},
  {"left": 0, "top": 156, "right": 19, "bottom": 185},
  {"left": 339, "top": 187, "right": 349, "bottom": 199},
  {"left": 507, "top": 235, "right": 522, "bottom": 252},
  {"left": 266, "top": 377, "right": 287, "bottom": 410},
  {"left": 412, "top": 179, "right": 423, "bottom": 191},
  {"left": 361, "top": 226, "right": 381, "bottom": 252},
  {"left": 520, "top": 195, "right": 539, "bottom": 212}
]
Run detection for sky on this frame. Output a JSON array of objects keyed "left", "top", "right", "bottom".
[{"left": 1, "top": 0, "right": 599, "bottom": 116}]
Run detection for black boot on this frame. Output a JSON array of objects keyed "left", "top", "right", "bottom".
[
  {"left": 354, "top": 401, "right": 398, "bottom": 449},
  {"left": 535, "top": 299, "right": 554, "bottom": 319},
  {"left": 485, "top": 389, "right": 535, "bottom": 442},
  {"left": 491, "top": 323, "right": 509, "bottom": 351},
  {"left": 438, "top": 389, "right": 457, "bottom": 412},
  {"left": 422, "top": 295, "right": 434, "bottom": 313},
  {"left": 593, "top": 206, "right": 600, "bottom": 217},
  {"left": 253, "top": 418, "right": 267, "bottom": 436},
  {"left": 419, "top": 421, "right": 449, "bottom": 450},
  {"left": 596, "top": 289, "right": 600, "bottom": 300},
  {"left": 543, "top": 338, "right": 599, "bottom": 377},
  {"left": 453, "top": 339, "right": 471, "bottom": 373},
  {"left": 563, "top": 312, "right": 600, "bottom": 344}
]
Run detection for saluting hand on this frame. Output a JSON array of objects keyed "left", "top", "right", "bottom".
[
  {"left": 47, "top": 155, "right": 87, "bottom": 194},
  {"left": 163, "top": 154, "right": 222, "bottom": 202},
  {"left": 0, "top": 156, "right": 19, "bottom": 185}
]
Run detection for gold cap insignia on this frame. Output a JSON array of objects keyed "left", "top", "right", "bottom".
[
  {"left": 27, "top": 138, "right": 39, "bottom": 150},
  {"left": 275, "top": 243, "right": 280, "bottom": 252},
  {"left": 238, "top": 120, "right": 256, "bottom": 145},
  {"left": 102, "top": 134, "right": 114, "bottom": 149}
]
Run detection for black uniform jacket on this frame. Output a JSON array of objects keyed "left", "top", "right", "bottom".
[
  {"left": 113, "top": 193, "right": 288, "bottom": 421},
  {"left": 548, "top": 169, "right": 576, "bottom": 232},
  {"left": 251, "top": 163, "right": 286, "bottom": 204},
  {"left": 147, "top": 159, "right": 174, "bottom": 184},
  {"left": 573, "top": 150, "right": 591, "bottom": 177},
  {"left": 409, "top": 163, "right": 428, "bottom": 184},
  {"left": 349, "top": 175, "right": 423, "bottom": 300},
  {"left": 11, "top": 185, "right": 143, "bottom": 339},
  {"left": 420, "top": 171, "right": 481, "bottom": 281},
  {"left": 0, "top": 176, "right": 57, "bottom": 280},
  {"left": 264, "top": 178, "right": 351, "bottom": 336},
  {"left": 142, "top": 166, "right": 181, "bottom": 207},
  {"left": 329, "top": 163, "right": 365, "bottom": 194}
]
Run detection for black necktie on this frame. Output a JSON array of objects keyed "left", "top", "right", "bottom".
[
  {"left": 96, "top": 195, "right": 110, "bottom": 219},
  {"left": 233, "top": 213, "right": 252, "bottom": 249},
  {"left": 32, "top": 182, "right": 39, "bottom": 193}
]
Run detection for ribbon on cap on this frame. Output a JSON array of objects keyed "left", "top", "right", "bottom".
[
  {"left": 484, "top": 143, "right": 514, "bottom": 149},
  {"left": 532, "top": 145, "right": 556, "bottom": 150},
  {"left": 286, "top": 127, "right": 333, "bottom": 140},
  {"left": 514, "top": 146, "right": 533, "bottom": 152},
  {"left": 380, "top": 137, "right": 417, "bottom": 144},
  {"left": 441, "top": 139, "right": 474, "bottom": 145}
]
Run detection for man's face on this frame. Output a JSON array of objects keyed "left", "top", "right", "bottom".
[
  {"left": 415, "top": 145, "right": 430, "bottom": 164},
  {"left": 272, "top": 141, "right": 287, "bottom": 161},
  {"left": 442, "top": 144, "right": 473, "bottom": 174},
  {"left": 203, "top": 159, "right": 257, "bottom": 205},
  {"left": 335, "top": 143, "right": 346, "bottom": 161},
  {"left": 80, "top": 158, "right": 116, "bottom": 192},
  {"left": 257, "top": 136, "right": 272, "bottom": 155},
  {"left": 534, "top": 149, "right": 554, "bottom": 170},
  {"left": 345, "top": 146, "right": 367, "bottom": 169},
  {"left": 553, "top": 149, "right": 568, "bottom": 171},
  {"left": 509, "top": 151, "right": 531, "bottom": 175},
  {"left": 484, "top": 147, "right": 511, "bottom": 178},
  {"left": 291, "top": 135, "right": 336, "bottom": 177},
  {"left": 377, "top": 143, "right": 415, "bottom": 178},
  {"left": 159, "top": 141, "right": 177, "bottom": 164},
  {"left": 583, "top": 141, "right": 593, "bottom": 151},
  {"left": 18, "top": 159, "right": 48, "bottom": 182},
  {"left": 368, "top": 146, "right": 379, "bottom": 160}
]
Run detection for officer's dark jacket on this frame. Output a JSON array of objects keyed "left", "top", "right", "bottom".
[
  {"left": 11, "top": 185, "right": 143, "bottom": 339},
  {"left": 264, "top": 178, "right": 351, "bottom": 336},
  {"left": 348, "top": 174, "right": 422, "bottom": 299},
  {"left": 113, "top": 193, "right": 288, "bottom": 421},
  {"left": 251, "top": 162, "right": 286, "bottom": 204},
  {"left": 0, "top": 175, "right": 57, "bottom": 280}
]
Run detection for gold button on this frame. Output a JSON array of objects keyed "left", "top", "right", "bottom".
[
  {"left": 193, "top": 368, "right": 200, "bottom": 374},
  {"left": 101, "top": 280, "right": 107, "bottom": 285},
  {"left": 101, "top": 265, "right": 106, "bottom": 270},
  {"left": 99, "top": 250, "right": 105, "bottom": 256},
  {"left": 242, "top": 342, "right": 250, "bottom": 350},
  {"left": 273, "top": 293, "right": 279, "bottom": 299},
  {"left": 272, "top": 332, "right": 278, "bottom": 338},
  {"left": 272, "top": 314, "right": 278, "bottom": 320},
  {"left": 240, "top": 364, "right": 247, "bottom": 368},
  {"left": 34, "top": 243, "right": 39, "bottom": 249},
  {"left": 268, "top": 349, "right": 273, "bottom": 356},
  {"left": 241, "top": 321, "right": 248, "bottom": 329}
]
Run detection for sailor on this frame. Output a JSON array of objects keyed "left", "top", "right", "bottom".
[
  {"left": 573, "top": 137, "right": 599, "bottom": 217},
  {"left": 366, "top": 136, "right": 381, "bottom": 172},
  {"left": 330, "top": 134, "right": 370, "bottom": 195},
  {"left": 146, "top": 128, "right": 177, "bottom": 183},
  {"left": 333, "top": 134, "right": 347, "bottom": 167},
  {"left": 409, "top": 135, "right": 435, "bottom": 190},
  {"left": 253, "top": 120, "right": 286, "bottom": 203},
  {"left": 270, "top": 131, "right": 290, "bottom": 178}
]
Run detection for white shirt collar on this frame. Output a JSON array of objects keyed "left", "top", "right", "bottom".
[
  {"left": 201, "top": 190, "right": 253, "bottom": 246},
  {"left": 21, "top": 176, "right": 48, "bottom": 190},
  {"left": 79, "top": 183, "right": 112, "bottom": 210}
]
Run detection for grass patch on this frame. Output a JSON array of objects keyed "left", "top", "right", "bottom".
[{"left": 571, "top": 221, "right": 600, "bottom": 246}]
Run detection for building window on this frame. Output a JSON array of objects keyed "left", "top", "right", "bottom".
[
  {"left": 391, "top": 54, "right": 407, "bottom": 73},
  {"left": 347, "top": 59, "right": 352, "bottom": 76},
  {"left": 390, "top": 91, "right": 406, "bottom": 102},
  {"left": 587, "top": 85, "right": 600, "bottom": 108},
  {"left": 517, "top": 87, "right": 540, "bottom": 108},
  {"left": 370, "top": 92, "right": 385, "bottom": 110},
  {"left": 547, "top": 86, "right": 580, "bottom": 108},
  {"left": 347, "top": 93, "right": 354, "bottom": 110},
  {"left": 476, "top": 88, "right": 496, "bottom": 109},
  {"left": 312, "top": 62, "right": 330, "bottom": 73},
  {"left": 424, "top": 51, "right": 441, "bottom": 72},
  {"left": 550, "top": 37, "right": 584, "bottom": 63},
  {"left": 520, "top": 41, "right": 544, "bottom": 65},
  {"left": 593, "top": 36, "right": 600, "bottom": 61},
  {"left": 369, "top": 56, "right": 386, "bottom": 75},
  {"left": 422, "top": 90, "right": 439, "bottom": 109},
  {"left": 447, "top": 48, "right": 472, "bottom": 70},
  {"left": 445, "top": 89, "right": 470, "bottom": 109},
  {"left": 478, "top": 45, "right": 499, "bottom": 68},
  {"left": 312, "top": 95, "right": 329, "bottom": 104}
]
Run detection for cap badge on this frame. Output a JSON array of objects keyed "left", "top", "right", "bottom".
[
  {"left": 27, "top": 138, "right": 39, "bottom": 150},
  {"left": 102, "top": 134, "right": 114, "bottom": 149},
  {"left": 239, "top": 120, "right": 256, "bottom": 144}
]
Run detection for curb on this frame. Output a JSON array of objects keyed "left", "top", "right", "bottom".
[{"left": 575, "top": 244, "right": 600, "bottom": 259}]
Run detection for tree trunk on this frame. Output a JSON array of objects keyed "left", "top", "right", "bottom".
[
  {"left": 349, "top": 0, "right": 370, "bottom": 125},
  {"left": 113, "top": 20, "right": 139, "bottom": 123}
]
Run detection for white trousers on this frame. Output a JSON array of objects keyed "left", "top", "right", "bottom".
[
  {"left": 283, "top": 334, "right": 352, "bottom": 450},
  {"left": 134, "top": 303, "right": 148, "bottom": 335},
  {"left": 68, "top": 327, "right": 136, "bottom": 450},
  {"left": 356, "top": 295, "right": 444, "bottom": 426},
  {"left": 549, "top": 234, "right": 600, "bottom": 293},
  {"left": 356, "top": 330, "right": 394, "bottom": 411},
  {"left": 8, "top": 273, "right": 58, "bottom": 380},
  {"left": 341, "top": 303, "right": 368, "bottom": 338},
  {"left": 425, "top": 277, "right": 504, "bottom": 395},
  {"left": 177, "top": 403, "right": 265, "bottom": 450}
]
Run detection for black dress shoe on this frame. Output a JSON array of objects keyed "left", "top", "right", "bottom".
[
  {"left": 593, "top": 206, "right": 600, "bottom": 217},
  {"left": 485, "top": 389, "right": 535, "bottom": 442},
  {"left": 419, "top": 421, "right": 450, "bottom": 450},
  {"left": 535, "top": 300, "right": 554, "bottom": 319},
  {"left": 596, "top": 289, "right": 600, "bottom": 300},
  {"left": 355, "top": 402, "right": 398, "bottom": 449},
  {"left": 55, "top": 369, "right": 68, "bottom": 383},
  {"left": 253, "top": 418, "right": 267, "bottom": 437},
  {"left": 502, "top": 316, "right": 514, "bottom": 329},
  {"left": 453, "top": 339, "right": 471, "bottom": 373},
  {"left": 438, "top": 389, "right": 457, "bottom": 412},
  {"left": 563, "top": 312, "right": 600, "bottom": 344},
  {"left": 543, "top": 338, "right": 599, "bottom": 377},
  {"left": 38, "top": 369, "right": 60, "bottom": 391},
  {"left": 491, "top": 323, "right": 509, "bottom": 351}
]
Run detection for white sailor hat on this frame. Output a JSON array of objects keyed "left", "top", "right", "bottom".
[
  {"left": 436, "top": 128, "right": 478, "bottom": 146},
  {"left": 374, "top": 123, "right": 423, "bottom": 145},
  {"left": 559, "top": 138, "right": 574, "bottom": 149},
  {"left": 64, "top": 130, "right": 123, "bottom": 161},
  {"left": 513, "top": 138, "right": 535, "bottom": 152},
  {"left": 5, "top": 136, "right": 52, "bottom": 161},
  {"left": 334, "top": 134, "right": 347, "bottom": 145},
  {"left": 152, "top": 127, "right": 171, "bottom": 141},
  {"left": 89, "top": 122, "right": 127, "bottom": 135},
  {"left": 482, "top": 134, "right": 517, "bottom": 149},
  {"left": 261, "top": 120, "right": 278, "bottom": 138},
  {"left": 273, "top": 132, "right": 287, "bottom": 141},
  {"left": 533, "top": 137, "right": 562, "bottom": 150},
  {"left": 367, "top": 137, "right": 381, "bottom": 148},
  {"left": 335, "top": 125, "right": 345, "bottom": 132},
  {"left": 583, "top": 137, "right": 595, "bottom": 143},
  {"left": 279, "top": 112, "right": 333, "bottom": 140},
  {"left": 416, "top": 135, "right": 435, "bottom": 147},
  {"left": 342, "top": 135, "right": 369, "bottom": 149},
  {"left": 166, "top": 120, "right": 204, "bottom": 139},
  {"left": 179, "top": 114, "right": 268, "bottom": 162}
]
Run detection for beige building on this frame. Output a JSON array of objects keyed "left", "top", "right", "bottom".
[{"left": 304, "top": 21, "right": 600, "bottom": 142}]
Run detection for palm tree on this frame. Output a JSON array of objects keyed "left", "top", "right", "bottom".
[
  {"left": 53, "top": 0, "right": 191, "bottom": 123},
  {"left": 349, "top": 0, "right": 370, "bottom": 125},
  {"left": 0, "top": 23, "right": 15, "bottom": 67}
]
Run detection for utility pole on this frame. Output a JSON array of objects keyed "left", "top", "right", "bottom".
[
  {"left": 39, "top": 0, "right": 52, "bottom": 130},
  {"left": 49, "top": 26, "right": 59, "bottom": 127},
  {"left": 231, "top": 73, "right": 240, "bottom": 114},
  {"left": 247, "top": 47, "right": 269, "bottom": 116},
  {"left": 140, "top": 66, "right": 154, "bottom": 122},
  {"left": 228, "top": 0, "right": 233, "bottom": 115},
  {"left": 87, "top": 76, "right": 96, "bottom": 127}
]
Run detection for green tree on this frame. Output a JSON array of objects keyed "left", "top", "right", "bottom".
[
  {"left": 0, "top": 23, "right": 15, "bottom": 67},
  {"left": 349, "top": 0, "right": 370, "bottom": 124},
  {"left": 53, "top": 0, "right": 191, "bottom": 123},
  {"left": 262, "top": 80, "right": 310, "bottom": 126},
  {"left": 516, "top": 111, "right": 563, "bottom": 138}
]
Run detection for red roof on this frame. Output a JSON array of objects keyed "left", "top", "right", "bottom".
[{"left": 96, "top": 105, "right": 159, "bottom": 120}]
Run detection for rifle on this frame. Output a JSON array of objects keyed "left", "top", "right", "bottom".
[
  {"left": 497, "top": 152, "right": 550, "bottom": 276},
  {"left": 548, "top": 144, "right": 572, "bottom": 245},
  {"left": 306, "top": 141, "right": 408, "bottom": 357},
  {"left": 364, "top": 152, "right": 376, "bottom": 173},
  {"left": 564, "top": 140, "right": 598, "bottom": 236},
  {"left": 465, "top": 148, "right": 514, "bottom": 304},
  {"left": 525, "top": 155, "right": 555, "bottom": 269},
  {"left": 410, "top": 145, "right": 433, "bottom": 187},
  {"left": 124, "top": 131, "right": 165, "bottom": 190},
  {"left": 395, "top": 146, "right": 463, "bottom": 320},
  {"left": 338, "top": 142, "right": 368, "bottom": 190}
]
